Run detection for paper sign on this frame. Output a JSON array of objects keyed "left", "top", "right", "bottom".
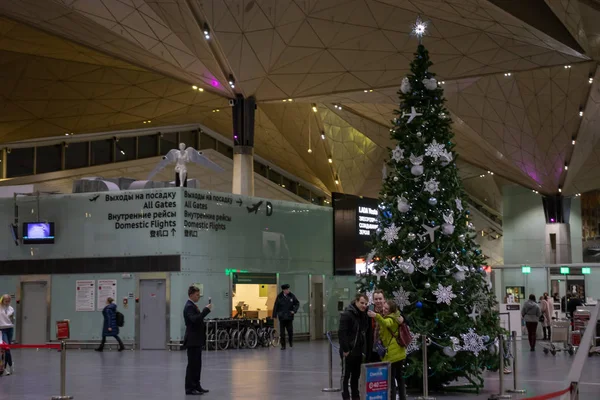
[
  {"left": 76, "top": 280, "right": 95, "bottom": 312},
  {"left": 56, "top": 320, "right": 70, "bottom": 340},
  {"left": 97, "top": 279, "right": 117, "bottom": 311}
]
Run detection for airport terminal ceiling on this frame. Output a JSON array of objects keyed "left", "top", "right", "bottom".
[{"left": 1, "top": 0, "right": 600, "bottom": 208}]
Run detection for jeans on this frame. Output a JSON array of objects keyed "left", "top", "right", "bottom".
[
  {"left": 391, "top": 360, "right": 407, "bottom": 400},
  {"left": 526, "top": 322, "right": 538, "bottom": 349},
  {"left": 1, "top": 327, "right": 13, "bottom": 367},
  {"left": 341, "top": 354, "right": 362, "bottom": 399}
]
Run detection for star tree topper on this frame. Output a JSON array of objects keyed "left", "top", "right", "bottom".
[{"left": 411, "top": 17, "right": 429, "bottom": 44}]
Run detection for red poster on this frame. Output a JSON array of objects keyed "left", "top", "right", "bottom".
[
  {"left": 367, "top": 380, "right": 388, "bottom": 393},
  {"left": 56, "top": 320, "right": 70, "bottom": 340}
]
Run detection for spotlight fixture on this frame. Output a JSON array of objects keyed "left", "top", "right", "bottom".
[
  {"left": 120, "top": 150, "right": 125, "bottom": 155},
  {"left": 333, "top": 104, "right": 342, "bottom": 110},
  {"left": 364, "top": 90, "right": 368, "bottom": 93},
  {"left": 228, "top": 75, "right": 235, "bottom": 88},
  {"left": 572, "top": 137, "right": 576, "bottom": 145},
  {"left": 335, "top": 177, "right": 339, "bottom": 185},
  {"left": 312, "top": 105, "right": 317, "bottom": 113},
  {"left": 564, "top": 65, "right": 571, "bottom": 69},
  {"left": 564, "top": 163, "right": 568, "bottom": 171},
  {"left": 328, "top": 157, "right": 333, "bottom": 164},
  {"left": 441, "top": 81, "right": 445, "bottom": 85},
  {"left": 321, "top": 132, "right": 326, "bottom": 140},
  {"left": 203, "top": 23, "right": 210, "bottom": 40},
  {"left": 288, "top": 99, "right": 293, "bottom": 102},
  {"left": 192, "top": 85, "right": 198, "bottom": 90},
  {"left": 504, "top": 72, "right": 511, "bottom": 77},
  {"left": 65, "top": 133, "right": 69, "bottom": 136},
  {"left": 558, "top": 187, "right": 562, "bottom": 193},
  {"left": 579, "top": 106, "right": 583, "bottom": 117},
  {"left": 308, "top": 148, "right": 312, "bottom": 154},
  {"left": 589, "top": 75, "right": 594, "bottom": 84},
  {"left": 283, "top": 99, "right": 287, "bottom": 102}
]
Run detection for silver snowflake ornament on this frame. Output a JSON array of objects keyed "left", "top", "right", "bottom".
[
  {"left": 406, "top": 330, "right": 420, "bottom": 354},
  {"left": 393, "top": 287, "right": 411, "bottom": 310},
  {"left": 443, "top": 212, "right": 454, "bottom": 224},
  {"left": 392, "top": 145, "right": 404, "bottom": 162},
  {"left": 418, "top": 254, "right": 435, "bottom": 270},
  {"left": 383, "top": 223, "right": 399, "bottom": 245},
  {"left": 433, "top": 283, "right": 457, "bottom": 305},
  {"left": 366, "top": 289, "right": 374, "bottom": 305},
  {"left": 424, "top": 178, "right": 440, "bottom": 194},
  {"left": 468, "top": 307, "right": 480, "bottom": 323},
  {"left": 409, "top": 153, "right": 423, "bottom": 166},
  {"left": 425, "top": 139, "right": 446, "bottom": 161},
  {"left": 459, "top": 328, "right": 487, "bottom": 356}
]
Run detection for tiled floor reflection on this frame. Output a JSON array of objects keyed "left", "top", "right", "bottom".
[{"left": 1, "top": 341, "right": 599, "bottom": 399}]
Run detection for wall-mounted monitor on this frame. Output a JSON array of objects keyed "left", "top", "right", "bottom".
[{"left": 22, "top": 222, "right": 55, "bottom": 244}]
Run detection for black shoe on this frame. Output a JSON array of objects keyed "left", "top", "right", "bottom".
[
  {"left": 281, "top": 346, "right": 286, "bottom": 350},
  {"left": 185, "top": 390, "right": 203, "bottom": 395},
  {"left": 289, "top": 343, "right": 293, "bottom": 348},
  {"left": 118, "top": 347, "right": 124, "bottom": 352},
  {"left": 530, "top": 347, "right": 535, "bottom": 351},
  {"left": 198, "top": 388, "right": 209, "bottom": 393},
  {"left": 94, "top": 348, "right": 103, "bottom": 352}
]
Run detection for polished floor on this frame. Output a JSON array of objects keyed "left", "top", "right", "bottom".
[{"left": 1, "top": 340, "right": 599, "bottom": 399}]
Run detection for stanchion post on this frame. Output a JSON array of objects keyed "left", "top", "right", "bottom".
[
  {"left": 322, "top": 331, "right": 341, "bottom": 392},
  {"left": 416, "top": 335, "right": 436, "bottom": 400},
  {"left": 51, "top": 341, "right": 73, "bottom": 400},
  {"left": 489, "top": 334, "right": 511, "bottom": 400},
  {"left": 507, "top": 331, "right": 526, "bottom": 394}
]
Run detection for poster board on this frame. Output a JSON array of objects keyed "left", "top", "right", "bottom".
[
  {"left": 361, "top": 362, "right": 391, "bottom": 400},
  {"left": 76, "top": 280, "right": 95, "bottom": 311},
  {"left": 97, "top": 279, "right": 117, "bottom": 311}
]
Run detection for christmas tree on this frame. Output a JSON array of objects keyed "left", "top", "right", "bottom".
[{"left": 361, "top": 20, "right": 504, "bottom": 390}]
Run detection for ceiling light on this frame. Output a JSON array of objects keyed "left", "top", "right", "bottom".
[
  {"left": 312, "top": 106, "right": 317, "bottom": 113},
  {"left": 143, "top": 121, "right": 147, "bottom": 124},
  {"left": 328, "top": 157, "right": 333, "bottom": 163},
  {"left": 198, "top": 88, "right": 204, "bottom": 92},
  {"left": 307, "top": 148, "right": 312, "bottom": 154},
  {"left": 120, "top": 150, "right": 125, "bottom": 155},
  {"left": 321, "top": 133, "right": 326, "bottom": 140},
  {"left": 564, "top": 163, "right": 568, "bottom": 171},
  {"left": 281, "top": 184, "right": 286, "bottom": 188},
  {"left": 579, "top": 106, "right": 583, "bottom": 117},
  {"left": 572, "top": 137, "right": 576, "bottom": 145},
  {"left": 589, "top": 77, "right": 594, "bottom": 84},
  {"left": 564, "top": 65, "right": 571, "bottom": 69},
  {"left": 283, "top": 99, "right": 287, "bottom": 102},
  {"left": 369, "top": 89, "right": 373, "bottom": 92},
  {"left": 558, "top": 187, "right": 562, "bottom": 193},
  {"left": 288, "top": 99, "right": 293, "bottom": 102},
  {"left": 192, "top": 85, "right": 198, "bottom": 90},
  {"left": 441, "top": 81, "right": 445, "bottom": 85},
  {"left": 65, "top": 133, "right": 69, "bottom": 136},
  {"left": 203, "top": 23, "right": 210, "bottom": 40},
  {"left": 504, "top": 72, "right": 511, "bottom": 77},
  {"left": 335, "top": 178, "right": 339, "bottom": 185},
  {"left": 364, "top": 90, "right": 368, "bottom": 93},
  {"left": 228, "top": 74, "right": 235, "bottom": 88}
]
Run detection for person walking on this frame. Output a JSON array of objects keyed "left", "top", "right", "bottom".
[
  {"left": 367, "top": 290, "right": 385, "bottom": 362},
  {"left": 540, "top": 295, "right": 552, "bottom": 340},
  {"left": 338, "top": 293, "right": 369, "bottom": 400},
  {"left": 0, "top": 294, "right": 15, "bottom": 375},
  {"left": 183, "top": 285, "right": 212, "bottom": 396},
  {"left": 521, "top": 294, "right": 541, "bottom": 351},
  {"left": 368, "top": 300, "right": 407, "bottom": 400},
  {"left": 272, "top": 284, "right": 299, "bottom": 350},
  {"left": 95, "top": 297, "right": 124, "bottom": 352}
]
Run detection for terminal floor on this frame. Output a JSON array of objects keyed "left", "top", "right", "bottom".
[{"left": 1, "top": 340, "right": 599, "bottom": 400}]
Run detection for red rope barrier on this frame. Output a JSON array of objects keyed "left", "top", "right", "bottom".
[
  {"left": 522, "top": 385, "right": 572, "bottom": 400},
  {"left": 0, "top": 343, "right": 61, "bottom": 350}
]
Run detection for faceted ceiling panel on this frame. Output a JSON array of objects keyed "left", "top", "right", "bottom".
[{"left": 3, "top": 0, "right": 600, "bottom": 205}]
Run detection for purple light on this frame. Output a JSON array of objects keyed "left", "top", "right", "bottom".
[
  {"left": 550, "top": 218, "right": 555, "bottom": 223},
  {"left": 211, "top": 80, "right": 219, "bottom": 87},
  {"left": 234, "top": 135, "right": 238, "bottom": 140}
]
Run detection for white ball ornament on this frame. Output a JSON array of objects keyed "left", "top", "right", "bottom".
[
  {"left": 424, "top": 282, "right": 431, "bottom": 289},
  {"left": 397, "top": 196, "right": 411, "bottom": 213},
  {"left": 453, "top": 312, "right": 459, "bottom": 317},
  {"left": 428, "top": 197, "right": 437, "bottom": 206},
  {"left": 411, "top": 165, "right": 424, "bottom": 176},
  {"left": 441, "top": 223, "right": 455, "bottom": 235},
  {"left": 394, "top": 176, "right": 399, "bottom": 182},
  {"left": 407, "top": 232, "right": 416, "bottom": 241}
]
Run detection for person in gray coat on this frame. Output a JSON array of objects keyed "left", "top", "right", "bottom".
[{"left": 521, "top": 294, "right": 541, "bottom": 351}]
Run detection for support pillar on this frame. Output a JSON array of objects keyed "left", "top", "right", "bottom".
[
  {"left": 231, "top": 95, "right": 256, "bottom": 196},
  {"left": 542, "top": 196, "right": 572, "bottom": 264},
  {"left": 1, "top": 147, "right": 7, "bottom": 179}
]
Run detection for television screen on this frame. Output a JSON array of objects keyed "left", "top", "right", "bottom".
[{"left": 23, "top": 222, "right": 55, "bottom": 244}]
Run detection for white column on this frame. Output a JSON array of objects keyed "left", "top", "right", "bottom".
[
  {"left": 232, "top": 145, "right": 254, "bottom": 196},
  {"left": 545, "top": 223, "right": 572, "bottom": 264}
]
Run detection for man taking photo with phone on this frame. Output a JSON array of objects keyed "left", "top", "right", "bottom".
[{"left": 183, "top": 285, "right": 212, "bottom": 396}]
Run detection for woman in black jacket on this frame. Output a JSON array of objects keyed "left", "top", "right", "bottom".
[{"left": 338, "top": 293, "right": 369, "bottom": 400}]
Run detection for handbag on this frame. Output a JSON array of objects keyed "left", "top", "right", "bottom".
[
  {"left": 397, "top": 322, "right": 411, "bottom": 347},
  {"left": 375, "top": 339, "right": 387, "bottom": 358}
]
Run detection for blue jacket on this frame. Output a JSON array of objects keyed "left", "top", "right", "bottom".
[{"left": 102, "top": 303, "right": 119, "bottom": 336}]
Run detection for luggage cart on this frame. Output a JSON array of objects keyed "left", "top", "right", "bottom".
[
  {"left": 571, "top": 310, "right": 591, "bottom": 353},
  {"left": 543, "top": 320, "right": 574, "bottom": 356}
]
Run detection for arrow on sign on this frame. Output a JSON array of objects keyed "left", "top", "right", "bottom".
[
  {"left": 171, "top": 228, "right": 176, "bottom": 236},
  {"left": 236, "top": 198, "right": 243, "bottom": 207}
]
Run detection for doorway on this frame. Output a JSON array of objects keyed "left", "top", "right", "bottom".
[
  {"left": 139, "top": 279, "right": 167, "bottom": 349},
  {"left": 312, "top": 282, "right": 324, "bottom": 340},
  {"left": 20, "top": 281, "right": 48, "bottom": 344}
]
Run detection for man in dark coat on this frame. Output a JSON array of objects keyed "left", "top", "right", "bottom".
[
  {"left": 183, "top": 285, "right": 212, "bottom": 396},
  {"left": 272, "top": 283, "right": 299, "bottom": 350},
  {"left": 338, "top": 294, "right": 369, "bottom": 400}
]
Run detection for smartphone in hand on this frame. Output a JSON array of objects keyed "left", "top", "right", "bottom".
[{"left": 208, "top": 297, "right": 212, "bottom": 304}]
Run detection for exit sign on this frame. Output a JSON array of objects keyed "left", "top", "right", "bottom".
[
  {"left": 560, "top": 267, "right": 570, "bottom": 274},
  {"left": 521, "top": 266, "right": 531, "bottom": 274},
  {"left": 582, "top": 267, "right": 591, "bottom": 275}
]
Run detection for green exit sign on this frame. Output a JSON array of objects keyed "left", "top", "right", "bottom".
[
  {"left": 521, "top": 266, "right": 531, "bottom": 274},
  {"left": 560, "top": 267, "right": 570, "bottom": 274},
  {"left": 582, "top": 267, "right": 591, "bottom": 275}
]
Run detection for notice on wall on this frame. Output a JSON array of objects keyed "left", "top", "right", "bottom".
[
  {"left": 182, "top": 190, "right": 236, "bottom": 237},
  {"left": 76, "top": 280, "right": 95, "bottom": 312},
  {"left": 97, "top": 279, "right": 117, "bottom": 311},
  {"left": 101, "top": 189, "right": 179, "bottom": 239}
]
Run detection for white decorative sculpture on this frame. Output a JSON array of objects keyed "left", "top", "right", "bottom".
[{"left": 147, "top": 143, "right": 224, "bottom": 187}]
